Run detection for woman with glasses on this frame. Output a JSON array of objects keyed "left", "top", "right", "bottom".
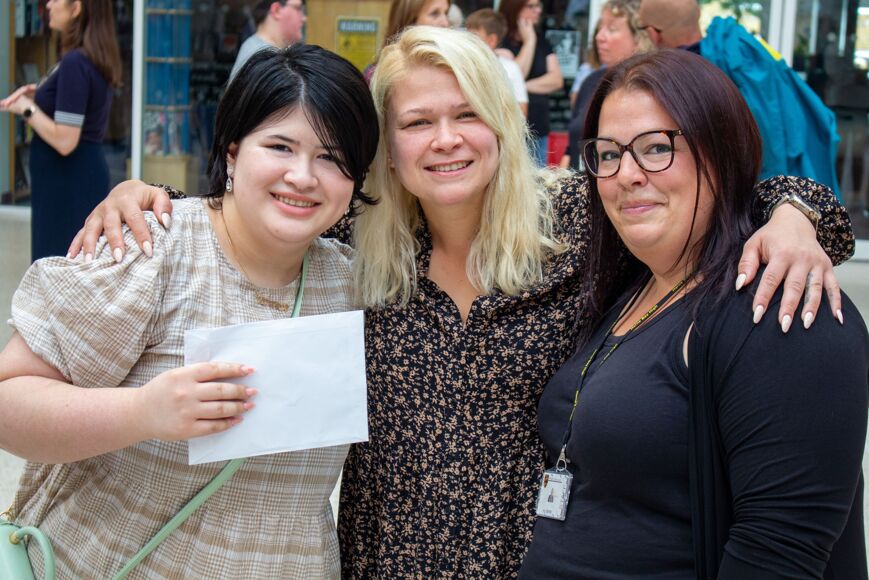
[
  {"left": 520, "top": 49, "right": 868, "bottom": 579},
  {"left": 498, "top": 0, "right": 564, "bottom": 165}
]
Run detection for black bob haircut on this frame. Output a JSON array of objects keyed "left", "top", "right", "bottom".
[
  {"left": 580, "top": 49, "right": 762, "bottom": 335},
  {"left": 207, "top": 44, "right": 379, "bottom": 216}
]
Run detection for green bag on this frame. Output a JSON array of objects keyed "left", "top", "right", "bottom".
[{"left": 0, "top": 513, "right": 56, "bottom": 580}]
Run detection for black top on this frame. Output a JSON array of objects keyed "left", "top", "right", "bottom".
[
  {"left": 521, "top": 295, "right": 695, "bottom": 579},
  {"left": 521, "top": 280, "right": 868, "bottom": 579},
  {"left": 500, "top": 34, "right": 554, "bottom": 138},
  {"left": 35, "top": 49, "right": 113, "bottom": 143}
]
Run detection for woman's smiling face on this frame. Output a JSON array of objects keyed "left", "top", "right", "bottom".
[
  {"left": 386, "top": 65, "right": 499, "bottom": 216},
  {"left": 595, "top": 88, "right": 713, "bottom": 268},
  {"left": 227, "top": 106, "right": 355, "bottom": 248}
]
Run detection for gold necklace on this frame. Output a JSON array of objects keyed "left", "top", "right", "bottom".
[{"left": 220, "top": 211, "right": 295, "bottom": 313}]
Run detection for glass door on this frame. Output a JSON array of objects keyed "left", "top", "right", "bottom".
[{"left": 790, "top": 0, "right": 869, "bottom": 241}]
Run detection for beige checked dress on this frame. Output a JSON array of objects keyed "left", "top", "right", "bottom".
[{"left": 8, "top": 198, "right": 355, "bottom": 579}]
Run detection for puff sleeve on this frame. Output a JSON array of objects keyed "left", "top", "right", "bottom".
[{"left": 9, "top": 215, "right": 170, "bottom": 389}]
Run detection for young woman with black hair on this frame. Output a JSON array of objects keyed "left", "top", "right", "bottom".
[{"left": 0, "top": 45, "right": 378, "bottom": 578}]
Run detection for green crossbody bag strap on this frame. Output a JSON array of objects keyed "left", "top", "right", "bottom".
[
  {"left": 113, "top": 252, "right": 309, "bottom": 580},
  {"left": 112, "top": 458, "right": 244, "bottom": 580}
]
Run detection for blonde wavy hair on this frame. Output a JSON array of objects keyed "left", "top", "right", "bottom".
[
  {"left": 354, "top": 26, "right": 567, "bottom": 308},
  {"left": 603, "top": 0, "right": 655, "bottom": 55}
]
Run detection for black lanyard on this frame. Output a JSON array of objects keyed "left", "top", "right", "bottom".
[{"left": 552, "top": 275, "right": 691, "bottom": 470}]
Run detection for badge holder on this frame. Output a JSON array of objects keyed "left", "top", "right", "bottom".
[{"left": 535, "top": 447, "right": 573, "bottom": 521}]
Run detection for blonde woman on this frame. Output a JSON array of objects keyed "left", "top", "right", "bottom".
[{"left": 69, "top": 27, "right": 853, "bottom": 578}]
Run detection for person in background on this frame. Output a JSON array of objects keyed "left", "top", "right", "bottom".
[
  {"left": 229, "top": 0, "right": 306, "bottom": 81},
  {"left": 466, "top": 9, "right": 529, "bottom": 117},
  {"left": 0, "top": 0, "right": 121, "bottom": 262},
  {"left": 66, "top": 26, "right": 854, "bottom": 580},
  {"left": 560, "top": 0, "right": 652, "bottom": 169},
  {"left": 0, "top": 46, "right": 378, "bottom": 578},
  {"left": 363, "top": 0, "right": 450, "bottom": 82},
  {"left": 568, "top": 19, "right": 601, "bottom": 109},
  {"left": 498, "top": 0, "right": 564, "bottom": 165},
  {"left": 521, "top": 48, "right": 867, "bottom": 579},
  {"left": 638, "top": 0, "right": 841, "bottom": 196}
]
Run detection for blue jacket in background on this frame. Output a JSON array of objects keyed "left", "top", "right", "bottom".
[{"left": 700, "top": 17, "right": 840, "bottom": 197}]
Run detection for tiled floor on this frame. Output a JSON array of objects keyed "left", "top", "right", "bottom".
[{"left": 1, "top": 207, "right": 868, "bottom": 555}]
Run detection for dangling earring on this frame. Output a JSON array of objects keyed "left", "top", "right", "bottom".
[{"left": 225, "top": 166, "right": 234, "bottom": 193}]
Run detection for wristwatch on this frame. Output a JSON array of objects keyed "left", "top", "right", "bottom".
[
  {"left": 770, "top": 193, "right": 821, "bottom": 230},
  {"left": 22, "top": 105, "right": 36, "bottom": 120}
]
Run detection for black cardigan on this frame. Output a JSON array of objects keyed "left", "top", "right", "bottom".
[{"left": 687, "top": 281, "right": 868, "bottom": 579}]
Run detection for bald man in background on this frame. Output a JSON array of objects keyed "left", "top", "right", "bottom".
[
  {"left": 637, "top": 0, "right": 840, "bottom": 195},
  {"left": 637, "top": 0, "right": 702, "bottom": 50}
]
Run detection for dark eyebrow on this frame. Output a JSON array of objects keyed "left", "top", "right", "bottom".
[
  {"left": 265, "top": 134, "right": 342, "bottom": 150},
  {"left": 266, "top": 135, "right": 300, "bottom": 145}
]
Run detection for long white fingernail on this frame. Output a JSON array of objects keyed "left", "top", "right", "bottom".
[
  {"left": 781, "top": 314, "right": 792, "bottom": 333},
  {"left": 65, "top": 252, "right": 72, "bottom": 259},
  {"left": 752, "top": 305, "right": 764, "bottom": 324},
  {"left": 85, "top": 253, "right": 93, "bottom": 264},
  {"left": 143, "top": 240, "right": 153, "bottom": 257},
  {"left": 113, "top": 248, "right": 123, "bottom": 263},
  {"left": 802, "top": 311, "right": 814, "bottom": 329},
  {"left": 161, "top": 213, "right": 172, "bottom": 229},
  {"left": 836, "top": 309, "right": 844, "bottom": 325},
  {"left": 734, "top": 273, "right": 747, "bottom": 291}
]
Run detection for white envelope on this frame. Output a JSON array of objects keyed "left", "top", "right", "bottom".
[{"left": 184, "top": 310, "right": 368, "bottom": 465}]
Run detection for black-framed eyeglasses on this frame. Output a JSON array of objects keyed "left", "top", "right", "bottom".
[{"left": 581, "top": 129, "right": 684, "bottom": 178}]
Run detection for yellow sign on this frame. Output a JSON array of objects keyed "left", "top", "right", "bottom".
[{"left": 336, "top": 18, "right": 379, "bottom": 72}]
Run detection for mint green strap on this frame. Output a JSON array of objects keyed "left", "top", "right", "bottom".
[
  {"left": 113, "top": 252, "right": 309, "bottom": 579},
  {"left": 10, "top": 525, "right": 56, "bottom": 580},
  {"left": 112, "top": 458, "right": 244, "bottom": 580}
]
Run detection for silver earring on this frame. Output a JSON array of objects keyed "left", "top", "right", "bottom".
[{"left": 224, "top": 165, "right": 234, "bottom": 193}]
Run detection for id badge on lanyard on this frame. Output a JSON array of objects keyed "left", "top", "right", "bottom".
[{"left": 535, "top": 447, "right": 573, "bottom": 521}]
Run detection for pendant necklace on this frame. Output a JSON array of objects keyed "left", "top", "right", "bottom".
[{"left": 220, "top": 211, "right": 307, "bottom": 313}]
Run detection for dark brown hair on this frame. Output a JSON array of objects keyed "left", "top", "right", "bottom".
[
  {"left": 497, "top": 0, "right": 531, "bottom": 43},
  {"left": 581, "top": 49, "right": 762, "bottom": 331},
  {"left": 61, "top": 0, "right": 122, "bottom": 87}
]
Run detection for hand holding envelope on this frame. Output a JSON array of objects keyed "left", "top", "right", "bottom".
[{"left": 184, "top": 310, "right": 369, "bottom": 465}]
